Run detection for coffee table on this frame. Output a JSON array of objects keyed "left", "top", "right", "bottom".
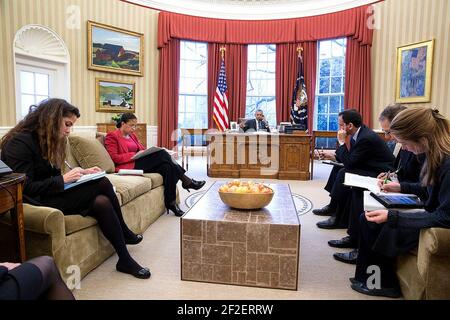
[{"left": 181, "top": 181, "right": 300, "bottom": 290}]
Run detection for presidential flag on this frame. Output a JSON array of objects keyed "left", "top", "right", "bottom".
[
  {"left": 213, "top": 58, "right": 230, "bottom": 131},
  {"left": 290, "top": 54, "right": 308, "bottom": 131}
]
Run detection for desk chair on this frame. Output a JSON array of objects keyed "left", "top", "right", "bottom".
[{"left": 180, "top": 128, "right": 208, "bottom": 170}]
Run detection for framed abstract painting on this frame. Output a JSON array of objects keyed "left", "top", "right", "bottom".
[
  {"left": 395, "top": 39, "right": 434, "bottom": 103},
  {"left": 95, "top": 78, "right": 135, "bottom": 113},
  {"left": 88, "top": 21, "right": 144, "bottom": 76}
]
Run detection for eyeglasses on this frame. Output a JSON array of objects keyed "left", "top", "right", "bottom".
[
  {"left": 383, "top": 130, "right": 391, "bottom": 136},
  {"left": 126, "top": 123, "right": 137, "bottom": 129}
]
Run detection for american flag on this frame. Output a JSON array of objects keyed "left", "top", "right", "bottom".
[{"left": 213, "top": 58, "right": 229, "bottom": 131}]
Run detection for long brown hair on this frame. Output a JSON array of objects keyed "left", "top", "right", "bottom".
[
  {"left": 0, "top": 98, "right": 80, "bottom": 168},
  {"left": 390, "top": 106, "right": 450, "bottom": 185}
]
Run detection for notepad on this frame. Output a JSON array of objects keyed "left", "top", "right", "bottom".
[
  {"left": 344, "top": 172, "right": 381, "bottom": 193},
  {"left": 131, "top": 147, "right": 176, "bottom": 160},
  {"left": 64, "top": 171, "right": 106, "bottom": 190}
]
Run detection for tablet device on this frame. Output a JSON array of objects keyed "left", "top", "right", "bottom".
[{"left": 370, "top": 192, "right": 424, "bottom": 209}]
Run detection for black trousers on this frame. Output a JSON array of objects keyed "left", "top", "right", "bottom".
[
  {"left": 347, "top": 188, "right": 365, "bottom": 241},
  {"left": 134, "top": 150, "right": 185, "bottom": 206},
  {"left": 325, "top": 167, "right": 378, "bottom": 228},
  {"left": 355, "top": 215, "right": 399, "bottom": 288}
]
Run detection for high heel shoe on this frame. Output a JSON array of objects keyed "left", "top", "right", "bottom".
[
  {"left": 166, "top": 202, "right": 185, "bottom": 217},
  {"left": 116, "top": 261, "right": 151, "bottom": 279},
  {"left": 182, "top": 179, "right": 206, "bottom": 193},
  {"left": 124, "top": 233, "right": 143, "bottom": 245}
]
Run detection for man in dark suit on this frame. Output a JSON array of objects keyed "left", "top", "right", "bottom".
[
  {"left": 313, "top": 109, "right": 395, "bottom": 229},
  {"left": 240, "top": 109, "right": 271, "bottom": 132}
]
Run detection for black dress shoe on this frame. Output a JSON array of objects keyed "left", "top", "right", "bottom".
[
  {"left": 116, "top": 263, "right": 151, "bottom": 279},
  {"left": 349, "top": 277, "right": 361, "bottom": 285},
  {"left": 166, "top": 202, "right": 185, "bottom": 217},
  {"left": 312, "top": 205, "right": 335, "bottom": 216},
  {"left": 316, "top": 216, "right": 345, "bottom": 229},
  {"left": 333, "top": 249, "right": 358, "bottom": 264},
  {"left": 124, "top": 234, "right": 143, "bottom": 245},
  {"left": 351, "top": 282, "right": 401, "bottom": 298},
  {"left": 328, "top": 236, "right": 357, "bottom": 248},
  {"left": 182, "top": 179, "right": 206, "bottom": 193}
]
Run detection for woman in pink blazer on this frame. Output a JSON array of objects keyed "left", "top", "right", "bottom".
[{"left": 105, "top": 113, "right": 205, "bottom": 216}]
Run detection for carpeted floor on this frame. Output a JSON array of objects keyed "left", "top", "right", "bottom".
[{"left": 74, "top": 157, "right": 386, "bottom": 300}]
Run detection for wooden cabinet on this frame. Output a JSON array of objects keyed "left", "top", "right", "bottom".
[{"left": 96, "top": 123, "right": 147, "bottom": 148}]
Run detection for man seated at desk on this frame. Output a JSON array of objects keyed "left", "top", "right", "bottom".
[{"left": 239, "top": 109, "right": 271, "bottom": 133}]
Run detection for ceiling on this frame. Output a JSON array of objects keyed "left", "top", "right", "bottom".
[{"left": 125, "top": 0, "right": 380, "bottom": 20}]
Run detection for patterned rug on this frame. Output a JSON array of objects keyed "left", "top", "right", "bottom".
[{"left": 185, "top": 191, "right": 313, "bottom": 216}]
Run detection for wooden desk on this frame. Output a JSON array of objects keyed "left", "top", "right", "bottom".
[
  {"left": 207, "top": 132, "right": 311, "bottom": 180},
  {"left": 0, "top": 173, "right": 26, "bottom": 262},
  {"left": 97, "top": 122, "right": 147, "bottom": 148}
]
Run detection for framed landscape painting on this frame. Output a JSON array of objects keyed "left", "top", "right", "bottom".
[
  {"left": 95, "top": 78, "right": 135, "bottom": 113},
  {"left": 88, "top": 21, "right": 144, "bottom": 76},
  {"left": 395, "top": 39, "right": 434, "bottom": 103}
]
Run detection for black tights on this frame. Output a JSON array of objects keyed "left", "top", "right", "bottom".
[
  {"left": 28, "top": 256, "right": 74, "bottom": 300},
  {"left": 88, "top": 179, "right": 143, "bottom": 272}
]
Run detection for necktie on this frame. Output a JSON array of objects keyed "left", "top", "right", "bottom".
[{"left": 350, "top": 137, "right": 356, "bottom": 149}]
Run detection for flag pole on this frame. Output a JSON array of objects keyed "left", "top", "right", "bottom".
[{"left": 220, "top": 46, "right": 226, "bottom": 59}]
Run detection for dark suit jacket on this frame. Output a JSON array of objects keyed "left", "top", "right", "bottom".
[
  {"left": 335, "top": 125, "right": 395, "bottom": 175},
  {"left": 242, "top": 119, "right": 270, "bottom": 132},
  {"left": 395, "top": 149, "right": 422, "bottom": 183},
  {"left": 1, "top": 132, "right": 64, "bottom": 204}
]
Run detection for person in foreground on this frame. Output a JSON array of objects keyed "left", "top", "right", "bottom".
[
  {"left": 1, "top": 256, "right": 74, "bottom": 300},
  {"left": 104, "top": 113, "right": 205, "bottom": 217},
  {"left": 1, "top": 99, "right": 150, "bottom": 279},
  {"left": 351, "top": 106, "right": 450, "bottom": 298},
  {"left": 330, "top": 103, "right": 422, "bottom": 264}
]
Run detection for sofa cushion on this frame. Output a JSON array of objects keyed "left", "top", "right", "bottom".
[
  {"left": 65, "top": 215, "right": 97, "bottom": 235},
  {"left": 106, "top": 174, "right": 152, "bottom": 205},
  {"left": 144, "top": 173, "right": 163, "bottom": 189},
  {"left": 69, "top": 135, "right": 115, "bottom": 173}
]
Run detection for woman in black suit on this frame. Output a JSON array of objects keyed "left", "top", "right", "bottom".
[
  {"left": 1, "top": 256, "right": 74, "bottom": 300},
  {"left": 1, "top": 99, "right": 150, "bottom": 279},
  {"left": 351, "top": 106, "right": 450, "bottom": 298}
]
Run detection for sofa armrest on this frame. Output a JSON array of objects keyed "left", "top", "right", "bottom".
[
  {"left": 418, "top": 228, "right": 450, "bottom": 257},
  {"left": 23, "top": 204, "right": 66, "bottom": 252}
]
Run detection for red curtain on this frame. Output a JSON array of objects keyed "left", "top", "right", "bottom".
[
  {"left": 276, "top": 41, "right": 316, "bottom": 130},
  {"left": 157, "top": 39, "right": 180, "bottom": 149},
  {"left": 158, "top": 5, "right": 375, "bottom": 47},
  {"left": 344, "top": 36, "right": 372, "bottom": 126},
  {"left": 207, "top": 44, "right": 248, "bottom": 129}
]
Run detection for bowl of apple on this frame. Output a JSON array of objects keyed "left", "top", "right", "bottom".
[{"left": 218, "top": 180, "right": 274, "bottom": 209}]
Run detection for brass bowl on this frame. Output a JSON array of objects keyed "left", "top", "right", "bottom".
[{"left": 218, "top": 190, "right": 274, "bottom": 209}]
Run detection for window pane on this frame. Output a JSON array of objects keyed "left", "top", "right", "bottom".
[
  {"left": 329, "top": 114, "right": 339, "bottom": 131},
  {"left": 319, "top": 78, "right": 329, "bottom": 94},
  {"left": 330, "top": 77, "right": 342, "bottom": 93},
  {"left": 36, "top": 95, "right": 48, "bottom": 104},
  {"left": 331, "top": 58, "right": 343, "bottom": 77},
  {"left": 319, "top": 41, "right": 331, "bottom": 59},
  {"left": 35, "top": 73, "right": 49, "bottom": 95},
  {"left": 317, "top": 96, "right": 328, "bottom": 113},
  {"left": 21, "top": 94, "right": 35, "bottom": 116},
  {"left": 20, "top": 71, "right": 34, "bottom": 94},
  {"left": 319, "top": 60, "right": 330, "bottom": 77},
  {"left": 329, "top": 96, "right": 341, "bottom": 113},
  {"left": 317, "top": 114, "right": 328, "bottom": 130}
]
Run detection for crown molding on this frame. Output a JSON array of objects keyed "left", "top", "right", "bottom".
[{"left": 124, "top": 0, "right": 380, "bottom": 20}]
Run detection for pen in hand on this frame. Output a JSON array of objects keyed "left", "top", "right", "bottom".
[
  {"left": 383, "top": 170, "right": 391, "bottom": 185},
  {"left": 65, "top": 160, "right": 73, "bottom": 170}
]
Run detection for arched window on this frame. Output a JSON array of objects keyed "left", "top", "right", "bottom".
[{"left": 14, "top": 25, "right": 70, "bottom": 120}]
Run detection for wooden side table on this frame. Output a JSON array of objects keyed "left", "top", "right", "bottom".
[{"left": 0, "top": 173, "right": 26, "bottom": 262}]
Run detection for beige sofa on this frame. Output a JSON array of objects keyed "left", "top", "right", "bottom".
[
  {"left": 0, "top": 134, "right": 174, "bottom": 282},
  {"left": 397, "top": 228, "right": 450, "bottom": 299}
]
